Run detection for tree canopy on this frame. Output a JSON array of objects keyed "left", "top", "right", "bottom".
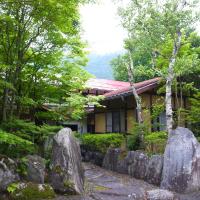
[
  {"left": 0, "top": 0, "right": 96, "bottom": 122},
  {"left": 113, "top": 0, "right": 200, "bottom": 133}
]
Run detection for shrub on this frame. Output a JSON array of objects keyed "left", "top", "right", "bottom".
[
  {"left": 0, "top": 118, "right": 62, "bottom": 158},
  {"left": 127, "top": 134, "right": 141, "bottom": 151},
  {"left": 144, "top": 131, "right": 168, "bottom": 154},
  {"left": 128, "top": 121, "right": 151, "bottom": 151},
  {"left": 0, "top": 119, "right": 61, "bottom": 144},
  {"left": 0, "top": 129, "right": 35, "bottom": 157},
  {"left": 79, "top": 133, "right": 124, "bottom": 153},
  {"left": 185, "top": 92, "right": 200, "bottom": 137}
]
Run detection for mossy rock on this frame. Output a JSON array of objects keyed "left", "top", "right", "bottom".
[
  {"left": 0, "top": 154, "right": 17, "bottom": 170},
  {"left": 9, "top": 182, "right": 55, "bottom": 200}
]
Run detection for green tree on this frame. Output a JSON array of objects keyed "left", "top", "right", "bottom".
[
  {"left": 0, "top": 0, "right": 95, "bottom": 122},
  {"left": 0, "top": 0, "right": 103, "bottom": 158},
  {"left": 186, "top": 92, "right": 200, "bottom": 137},
  {"left": 111, "top": 52, "right": 158, "bottom": 82},
  {"left": 117, "top": 0, "right": 199, "bottom": 134}
]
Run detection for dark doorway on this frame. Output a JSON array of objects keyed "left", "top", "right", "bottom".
[{"left": 63, "top": 124, "right": 78, "bottom": 132}]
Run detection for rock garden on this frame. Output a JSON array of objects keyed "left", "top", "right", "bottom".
[
  {"left": 1, "top": 127, "right": 200, "bottom": 200},
  {"left": 0, "top": 128, "right": 84, "bottom": 200}
]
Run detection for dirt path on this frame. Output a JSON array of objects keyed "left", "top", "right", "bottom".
[{"left": 55, "top": 163, "right": 200, "bottom": 200}]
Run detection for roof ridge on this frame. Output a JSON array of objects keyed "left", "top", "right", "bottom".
[{"left": 104, "top": 77, "right": 161, "bottom": 98}]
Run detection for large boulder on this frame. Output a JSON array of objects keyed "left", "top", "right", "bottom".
[
  {"left": 50, "top": 128, "right": 84, "bottom": 194},
  {"left": 146, "top": 189, "right": 175, "bottom": 200},
  {"left": 145, "top": 155, "right": 163, "bottom": 186},
  {"left": 26, "top": 155, "right": 45, "bottom": 184},
  {"left": 128, "top": 151, "right": 149, "bottom": 180},
  {"left": 0, "top": 155, "right": 19, "bottom": 192},
  {"left": 161, "top": 127, "right": 200, "bottom": 193},
  {"left": 103, "top": 148, "right": 128, "bottom": 174}
]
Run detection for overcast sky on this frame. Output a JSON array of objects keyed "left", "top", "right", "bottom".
[
  {"left": 80, "top": 0, "right": 200, "bottom": 55},
  {"left": 80, "top": 0, "right": 127, "bottom": 55}
]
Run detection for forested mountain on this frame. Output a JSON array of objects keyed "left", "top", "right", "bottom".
[{"left": 85, "top": 53, "right": 119, "bottom": 79}]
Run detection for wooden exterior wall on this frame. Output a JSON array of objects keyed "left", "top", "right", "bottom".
[
  {"left": 92, "top": 91, "right": 188, "bottom": 134},
  {"left": 127, "top": 109, "right": 136, "bottom": 133},
  {"left": 95, "top": 113, "right": 106, "bottom": 133}
]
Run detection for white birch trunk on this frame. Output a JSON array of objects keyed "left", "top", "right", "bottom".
[
  {"left": 166, "top": 31, "right": 182, "bottom": 134},
  {"left": 127, "top": 50, "right": 143, "bottom": 124}
]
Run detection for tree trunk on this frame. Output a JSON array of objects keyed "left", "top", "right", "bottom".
[
  {"left": 2, "top": 88, "right": 9, "bottom": 121},
  {"left": 126, "top": 50, "right": 144, "bottom": 148},
  {"left": 127, "top": 50, "right": 143, "bottom": 124},
  {"left": 1, "top": 69, "right": 10, "bottom": 122},
  {"left": 166, "top": 31, "right": 182, "bottom": 134}
]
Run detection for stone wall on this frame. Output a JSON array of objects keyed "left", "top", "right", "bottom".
[
  {"left": 103, "top": 148, "right": 163, "bottom": 186},
  {"left": 81, "top": 146, "right": 163, "bottom": 186},
  {"left": 81, "top": 127, "right": 200, "bottom": 193},
  {"left": 80, "top": 145, "right": 105, "bottom": 167}
]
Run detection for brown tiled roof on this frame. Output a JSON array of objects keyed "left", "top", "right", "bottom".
[{"left": 104, "top": 77, "right": 161, "bottom": 99}]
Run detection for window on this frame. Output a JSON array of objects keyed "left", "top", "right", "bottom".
[
  {"left": 159, "top": 111, "right": 166, "bottom": 131},
  {"left": 152, "top": 111, "right": 166, "bottom": 131},
  {"left": 112, "top": 111, "right": 120, "bottom": 132},
  {"left": 106, "top": 111, "right": 126, "bottom": 133},
  {"left": 106, "top": 112, "right": 112, "bottom": 132},
  {"left": 120, "top": 110, "right": 125, "bottom": 132}
]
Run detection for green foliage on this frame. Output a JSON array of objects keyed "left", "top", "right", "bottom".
[
  {"left": 127, "top": 134, "right": 140, "bottom": 151},
  {"left": 114, "top": 0, "right": 200, "bottom": 85},
  {"left": 0, "top": 129, "right": 34, "bottom": 157},
  {"left": 128, "top": 122, "right": 150, "bottom": 151},
  {"left": 65, "top": 94, "right": 104, "bottom": 120},
  {"left": 0, "top": 119, "right": 61, "bottom": 144},
  {"left": 151, "top": 102, "right": 165, "bottom": 130},
  {"left": 35, "top": 111, "right": 64, "bottom": 121},
  {"left": 116, "top": 0, "right": 200, "bottom": 134},
  {"left": 111, "top": 53, "right": 159, "bottom": 82},
  {"left": 152, "top": 103, "right": 165, "bottom": 120},
  {"left": 144, "top": 131, "right": 168, "bottom": 154},
  {"left": 80, "top": 133, "right": 124, "bottom": 153},
  {"left": 9, "top": 182, "right": 55, "bottom": 200},
  {"left": 0, "top": 118, "right": 62, "bottom": 157},
  {"left": 186, "top": 92, "right": 200, "bottom": 136},
  {"left": 0, "top": 0, "right": 99, "bottom": 123},
  {"left": 16, "top": 157, "right": 29, "bottom": 178},
  {"left": 7, "top": 183, "right": 20, "bottom": 194}
]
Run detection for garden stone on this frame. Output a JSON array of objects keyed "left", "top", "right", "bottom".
[
  {"left": 161, "top": 127, "right": 200, "bottom": 193},
  {"left": 83, "top": 151, "right": 91, "bottom": 162},
  {"left": 103, "top": 148, "right": 128, "bottom": 174},
  {"left": 145, "top": 155, "right": 163, "bottom": 185},
  {"left": 81, "top": 144, "right": 105, "bottom": 167},
  {"left": 90, "top": 152, "right": 104, "bottom": 166},
  {"left": 0, "top": 155, "right": 19, "bottom": 192},
  {"left": 50, "top": 128, "right": 84, "bottom": 194},
  {"left": 103, "top": 148, "right": 120, "bottom": 171},
  {"left": 116, "top": 155, "right": 129, "bottom": 174},
  {"left": 128, "top": 151, "right": 149, "bottom": 180},
  {"left": 26, "top": 155, "right": 45, "bottom": 184},
  {"left": 146, "top": 189, "right": 175, "bottom": 200}
]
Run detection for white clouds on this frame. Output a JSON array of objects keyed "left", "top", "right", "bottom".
[{"left": 80, "top": 0, "right": 127, "bottom": 55}]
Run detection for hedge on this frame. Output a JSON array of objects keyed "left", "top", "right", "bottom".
[
  {"left": 78, "top": 133, "right": 124, "bottom": 153},
  {"left": 144, "top": 131, "right": 168, "bottom": 154}
]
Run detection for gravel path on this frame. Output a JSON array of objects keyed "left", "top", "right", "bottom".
[{"left": 55, "top": 163, "right": 200, "bottom": 200}]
